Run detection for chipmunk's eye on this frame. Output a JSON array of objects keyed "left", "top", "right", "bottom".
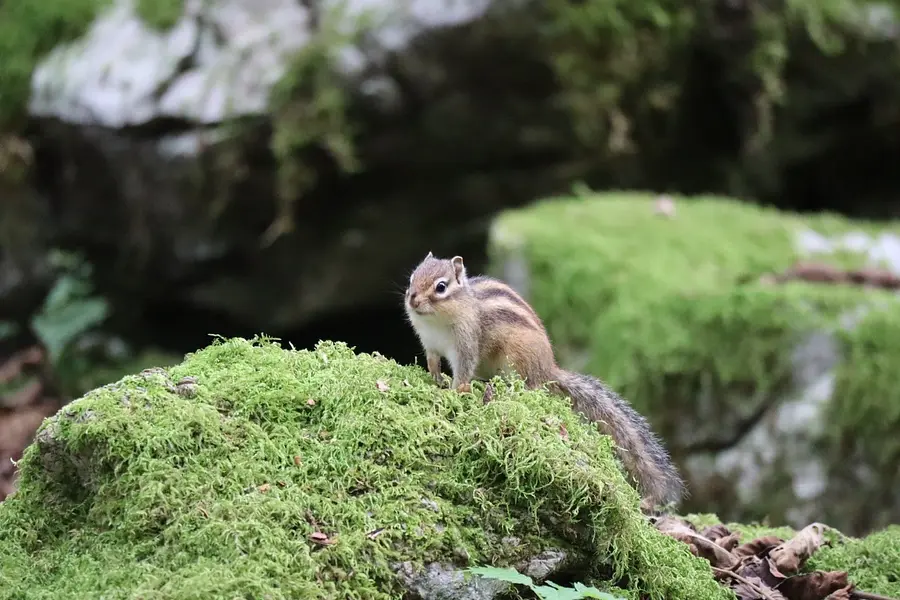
[{"left": 435, "top": 280, "right": 448, "bottom": 294}]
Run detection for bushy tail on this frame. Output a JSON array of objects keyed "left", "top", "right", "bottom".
[{"left": 550, "top": 368, "right": 685, "bottom": 509}]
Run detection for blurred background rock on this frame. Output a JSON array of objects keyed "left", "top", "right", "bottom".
[{"left": 1, "top": 0, "right": 899, "bottom": 534}]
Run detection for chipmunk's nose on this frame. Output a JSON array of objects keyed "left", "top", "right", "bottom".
[{"left": 409, "top": 292, "right": 421, "bottom": 308}]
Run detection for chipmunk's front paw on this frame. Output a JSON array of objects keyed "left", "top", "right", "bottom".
[{"left": 455, "top": 382, "right": 472, "bottom": 394}]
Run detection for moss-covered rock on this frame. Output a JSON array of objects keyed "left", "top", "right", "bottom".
[
  {"left": 488, "top": 191, "right": 900, "bottom": 535},
  {"left": 0, "top": 336, "right": 729, "bottom": 600}
]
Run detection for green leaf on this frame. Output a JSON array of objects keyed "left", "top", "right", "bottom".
[
  {"left": 31, "top": 296, "right": 109, "bottom": 365},
  {"left": 533, "top": 583, "right": 584, "bottom": 599},
  {"left": 0, "top": 321, "right": 19, "bottom": 340},
  {"left": 573, "top": 582, "right": 623, "bottom": 599}
]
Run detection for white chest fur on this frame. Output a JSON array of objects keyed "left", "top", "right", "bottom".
[{"left": 408, "top": 311, "right": 459, "bottom": 369}]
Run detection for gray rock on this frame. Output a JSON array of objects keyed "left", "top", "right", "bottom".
[
  {"left": 16, "top": 0, "right": 577, "bottom": 337},
  {"left": 29, "top": 0, "right": 492, "bottom": 131},
  {"left": 795, "top": 227, "right": 900, "bottom": 277},
  {"left": 685, "top": 326, "right": 841, "bottom": 527},
  {"left": 393, "top": 560, "right": 511, "bottom": 600}
]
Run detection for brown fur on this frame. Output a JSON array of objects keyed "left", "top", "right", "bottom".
[{"left": 404, "top": 252, "right": 686, "bottom": 509}]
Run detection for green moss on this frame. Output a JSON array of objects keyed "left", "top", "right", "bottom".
[
  {"left": 807, "top": 526, "right": 900, "bottom": 597},
  {"left": 540, "top": 0, "right": 696, "bottom": 152},
  {"left": 0, "top": 0, "right": 110, "bottom": 130},
  {"left": 264, "top": 5, "right": 366, "bottom": 246},
  {"left": 489, "top": 192, "right": 900, "bottom": 470},
  {"left": 539, "top": 0, "right": 895, "bottom": 178},
  {"left": 135, "top": 0, "right": 183, "bottom": 31},
  {"left": 0, "top": 336, "right": 730, "bottom": 599},
  {"left": 830, "top": 308, "right": 900, "bottom": 469}
]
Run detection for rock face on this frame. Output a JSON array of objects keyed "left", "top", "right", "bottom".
[
  {"left": 487, "top": 192, "right": 900, "bottom": 537},
  {"left": 0, "top": 337, "right": 728, "bottom": 600},
  {"left": 30, "top": 0, "right": 312, "bottom": 127},
  {"left": 7, "top": 0, "right": 900, "bottom": 357},
  {"left": 15, "top": 0, "right": 576, "bottom": 343}
]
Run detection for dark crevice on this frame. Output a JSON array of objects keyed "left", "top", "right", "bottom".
[
  {"left": 682, "top": 392, "right": 783, "bottom": 454},
  {"left": 150, "top": 14, "right": 202, "bottom": 103},
  {"left": 118, "top": 300, "right": 425, "bottom": 369}
]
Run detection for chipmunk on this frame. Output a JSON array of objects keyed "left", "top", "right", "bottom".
[{"left": 403, "top": 252, "right": 685, "bottom": 510}]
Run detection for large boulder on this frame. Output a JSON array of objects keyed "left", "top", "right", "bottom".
[
  {"left": 487, "top": 191, "right": 900, "bottom": 536},
  {"left": 0, "top": 336, "right": 728, "bottom": 599}
]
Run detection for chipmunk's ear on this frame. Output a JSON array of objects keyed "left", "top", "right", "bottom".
[
  {"left": 451, "top": 256, "right": 467, "bottom": 284},
  {"left": 425, "top": 251, "right": 434, "bottom": 260}
]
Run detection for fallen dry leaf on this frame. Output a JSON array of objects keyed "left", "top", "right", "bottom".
[
  {"left": 366, "top": 528, "right": 385, "bottom": 539},
  {"left": 0, "top": 401, "right": 60, "bottom": 457},
  {"left": 653, "top": 518, "right": 884, "bottom": 600},
  {"left": 822, "top": 587, "right": 852, "bottom": 600},
  {"left": 702, "top": 524, "right": 734, "bottom": 542},
  {"left": 654, "top": 194, "right": 676, "bottom": 218},
  {"left": 1, "top": 380, "right": 43, "bottom": 410},
  {"left": 778, "top": 571, "right": 849, "bottom": 600},
  {"left": 482, "top": 383, "right": 494, "bottom": 405},
  {"left": 770, "top": 523, "right": 828, "bottom": 574},
  {"left": 0, "top": 346, "right": 43, "bottom": 386},
  {"left": 655, "top": 517, "right": 739, "bottom": 569},
  {"left": 655, "top": 517, "right": 699, "bottom": 549},
  {"left": 714, "top": 568, "right": 787, "bottom": 600},
  {"left": 735, "top": 536, "right": 785, "bottom": 557},
  {"left": 717, "top": 532, "right": 741, "bottom": 552},
  {"left": 293, "top": 455, "right": 302, "bottom": 465},
  {"left": 738, "top": 579, "right": 787, "bottom": 600},
  {"left": 376, "top": 380, "right": 390, "bottom": 392},
  {"left": 309, "top": 531, "right": 337, "bottom": 546},
  {"left": 559, "top": 423, "right": 569, "bottom": 441},
  {"left": 306, "top": 398, "right": 316, "bottom": 406},
  {"left": 258, "top": 483, "right": 271, "bottom": 493},
  {"left": 738, "top": 555, "right": 786, "bottom": 590}
]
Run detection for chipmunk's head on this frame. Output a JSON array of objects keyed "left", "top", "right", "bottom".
[{"left": 405, "top": 252, "right": 469, "bottom": 317}]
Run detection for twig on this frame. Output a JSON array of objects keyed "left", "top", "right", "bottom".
[
  {"left": 711, "top": 566, "right": 781, "bottom": 600},
  {"left": 853, "top": 591, "right": 900, "bottom": 600},
  {"left": 685, "top": 532, "right": 740, "bottom": 569}
]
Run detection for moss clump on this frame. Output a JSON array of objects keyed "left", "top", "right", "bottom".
[
  {"left": 538, "top": 0, "right": 897, "bottom": 197},
  {"left": 0, "top": 337, "right": 729, "bottom": 600},
  {"left": 264, "top": 4, "right": 364, "bottom": 246},
  {"left": 488, "top": 192, "right": 898, "bottom": 426},
  {"left": 488, "top": 191, "right": 900, "bottom": 527},
  {"left": 135, "top": 0, "right": 183, "bottom": 31},
  {"left": 806, "top": 525, "right": 900, "bottom": 597}
]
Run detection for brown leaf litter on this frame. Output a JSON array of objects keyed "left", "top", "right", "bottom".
[
  {"left": 0, "top": 344, "right": 64, "bottom": 502},
  {"left": 654, "top": 517, "right": 899, "bottom": 600}
]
